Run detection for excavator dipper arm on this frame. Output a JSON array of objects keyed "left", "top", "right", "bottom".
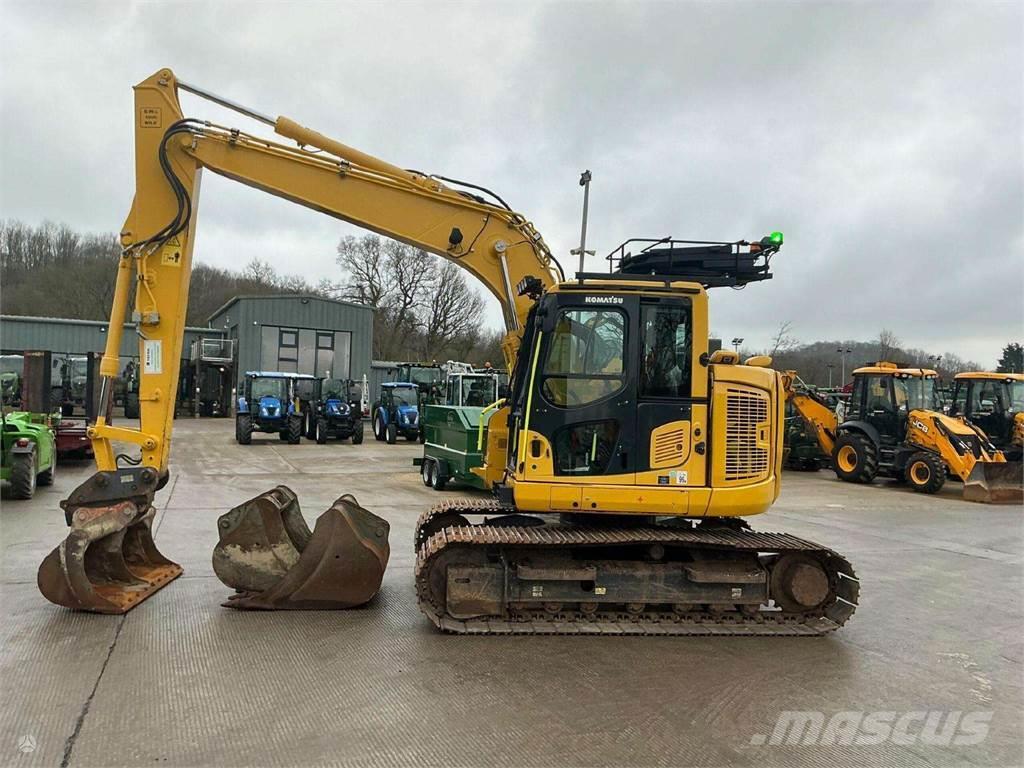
[{"left": 39, "top": 68, "right": 558, "bottom": 613}]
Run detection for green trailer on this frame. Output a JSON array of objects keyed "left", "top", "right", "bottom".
[
  {"left": 1, "top": 411, "right": 57, "bottom": 499},
  {"left": 415, "top": 370, "right": 503, "bottom": 490}
]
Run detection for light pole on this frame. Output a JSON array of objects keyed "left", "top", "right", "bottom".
[
  {"left": 731, "top": 337, "right": 744, "bottom": 354},
  {"left": 826, "top": 364, "right": 835, "bottom": 388},
  {"left": 570, "top": 170, "right": 595, "bottom": 277},
  {"left": 837, "top": 347, "right": 851, "bottom": 384}
]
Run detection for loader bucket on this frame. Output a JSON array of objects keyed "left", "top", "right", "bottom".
[
  {"left": 37, "top": 501, "right": 182, "bottom": 614},
  {"left": 214, "top": 489, "right": 390, "bottom": 610},
  {"left": 963, "top": 462, "right": 1024, "bottom": 504}
]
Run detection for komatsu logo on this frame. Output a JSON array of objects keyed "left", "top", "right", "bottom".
[{"left": 584, "top": 296, "right": 623, "bottom": 304}]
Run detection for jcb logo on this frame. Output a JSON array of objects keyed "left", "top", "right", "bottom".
[
  {"left": 584, "top": 296, "right": 623, "bottom": 304},
  {"left": 912, "top": 419, "right": 929, "bottom": 434}
]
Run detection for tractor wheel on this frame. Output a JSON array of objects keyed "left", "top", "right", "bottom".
[
  {"left": 431, "top": 461, "right": 447, "bottom": 491},
  {"left": 305, "top": 412, "right": 315, "bottom": 440},
  {"left": 406, "top": 432, "right": 418, "bottom": 442},
  {"left": 37, "top": 456, "right": 56, "bottom": 486},
  {"left": 386, "top": 422, "right": 397, "bottom": 445},
  {"left": 9, "top": 453, "right": 36, "bottom": 500},
  {"left": 373, "top": 414, "right": 384, "bottom": 441},
  {"left": 352, "top": 424, "right": 364, "bottom": 445},
  {"left": 905, "top": 451, "right": 946, "bottom": 494},
  {"left": 287, "top": 415, "right": 302, "bottom": 445},
  {"left": 421, "top": 459, "right": 433, "bottom": 487},
  {"left": 832, "top": 433, "right": 878, "bottom": 484},
  {"left": 315, "top": 418, "right": 328, "bottom": 445},
  {"left": 236, "top": 414, "right": 252, "bottom": 445}
]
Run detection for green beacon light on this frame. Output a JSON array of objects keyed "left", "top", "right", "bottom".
[{"left": 769, "top": 231, "right": 784, "bottom": 245}]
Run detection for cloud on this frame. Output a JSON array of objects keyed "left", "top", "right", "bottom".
[{"left": 1, "top": 0, "right": 1020, "bottom": 365}]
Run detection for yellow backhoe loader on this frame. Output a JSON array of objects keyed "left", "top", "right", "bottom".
[
  {"left": 38, "top": 69, "right": 860, "bottom": 635},
  {"left": 781, "top": 365, "right": 1022, "bottom": 503},
  {"left": 947, "top": 372, "right": 1024, "bottom": 462}
]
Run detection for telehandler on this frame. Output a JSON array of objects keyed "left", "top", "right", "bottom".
[
  {"left": 782, "top": 365, "right": 1021, "bottom": 502},
  {"left": 38, "top": 69, "right": 859, "bottom": 634}
]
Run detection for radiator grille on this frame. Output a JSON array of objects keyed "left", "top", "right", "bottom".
[
  {"left": 724, "top": 388, "right": 769, "bottom": 481},
  {"left": 652, "top": 427, "right": 688, "bottom": 467}
]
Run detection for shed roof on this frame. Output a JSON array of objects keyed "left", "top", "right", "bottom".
[{"left": 207, "top": 294, "right": 372, "bottom": 324}]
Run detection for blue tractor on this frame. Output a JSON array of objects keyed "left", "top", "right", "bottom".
[
  {"left": 372, "top": 382, "right": 420, "bottom": 444},
  {"left": 236, "top": 371, "right": 312, "bottom": 445}
]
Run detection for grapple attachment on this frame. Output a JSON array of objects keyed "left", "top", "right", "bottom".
[
  {"left": 213, "top": 487, "right": 390, "bottom": 609},
  {"left": 38, "top": 468, "right": 182, "bottom": 614},
  {"left": 964, "top": 461, "right": 1024, "bottom": 504}
]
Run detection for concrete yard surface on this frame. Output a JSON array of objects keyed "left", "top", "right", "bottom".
[{"left": 1, "top": 418, "right": 1022, "bottom": 767}]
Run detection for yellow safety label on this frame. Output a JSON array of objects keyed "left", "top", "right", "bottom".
[{"left": 161, "top": 236, "right": 183, "bottom": 267}]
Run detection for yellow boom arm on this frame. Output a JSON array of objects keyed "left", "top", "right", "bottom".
[{"left": 92, "top": 68, "right": 560, "bottom": 475}]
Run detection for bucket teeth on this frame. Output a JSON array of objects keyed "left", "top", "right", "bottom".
[
  {"left": 964, "top": 462, "right": 1024, "bottom": 504},
  {"left": 37, "top": 501, "right": 182, "bottom": 614},
  {"left": 216, "top": 489, "right": 390, "bottom": 610}
]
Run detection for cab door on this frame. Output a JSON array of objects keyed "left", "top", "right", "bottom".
[{"left": 634, "top": 297, "right": 708, "bottom": 490}]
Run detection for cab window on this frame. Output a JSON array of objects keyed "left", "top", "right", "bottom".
[
  {"left": 971, "top": 381, "right": 1002, "bottom": 414},
  {"left": 950, "top": 382, "right": 967, "bottom": 416},
  {"left": 640, "top": 302, "right": 691, "bottom": 398},
  {"left": 541, "top": 309, "right": 625, "bottom": 407},
  {"left": 866, "top": 375, "right": 893, "bottom": 414}
]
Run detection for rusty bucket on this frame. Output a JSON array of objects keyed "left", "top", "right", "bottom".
[
  {"left": 964, "top": 461, "right": 1024, "bottom": 504},
  {"left": 213, "top": 487, "right": 389, "bottom": 609},
  {"left": 38, "top": 468, "right": 182, "bottom": 614}
]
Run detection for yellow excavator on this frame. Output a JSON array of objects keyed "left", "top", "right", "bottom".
[
  {"left": 947, "top": 372, "right": 1024, "bottom": 462},
  {"left": 781, "top": 365, "right": 1022, "bottom": 503},
  {"left": 38, "top": 69, "right": 860, "bottom": 634}
]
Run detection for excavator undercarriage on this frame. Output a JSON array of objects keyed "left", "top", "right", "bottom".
[{"left": 413, "top": 502, "right": 859, "bottom": 636}]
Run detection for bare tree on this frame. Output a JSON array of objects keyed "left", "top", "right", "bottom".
[
  {"left": 769, "top": 321, "right": 799, "bottom": 357},
  {"left": 335, "top": 235, "right": 388, "bottom": 307},
  {"left": 877, "top": 329, "right": 902, "bottom": 361},
  {"left": 421, "top": 261, "right": 485, "bottom": 358}
]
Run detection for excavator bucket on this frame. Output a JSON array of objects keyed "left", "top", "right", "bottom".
[
  {"left": 213, "top": 487, "right": 390, "bottom": 609},
  {"left": 963, "top": 462, "right": 1024, "bottom": 504},
  {"left": 37, "top": 500, "right": 182, "bottom": 614}
]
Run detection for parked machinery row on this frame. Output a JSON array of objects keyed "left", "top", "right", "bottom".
[
  {"left": 235, "top": 371, "right": 365, "bottom": 445},
  {"left": 782, "top": 364, "right": 1021, "bottom": 502}
]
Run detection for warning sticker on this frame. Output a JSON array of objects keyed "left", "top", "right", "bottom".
[
  {"left": 161, "top": 236, "right": 183, "bottom": 267},
  {"left": 144, "top": 340, "right": 162, "bottom": 375},
  {"left": 140, "top": 107, "right": 162, "bottom": 128}
]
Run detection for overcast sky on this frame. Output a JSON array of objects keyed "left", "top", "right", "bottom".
[{"left": 2, "top": 1, "right": 1021, "bottom": 365}]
